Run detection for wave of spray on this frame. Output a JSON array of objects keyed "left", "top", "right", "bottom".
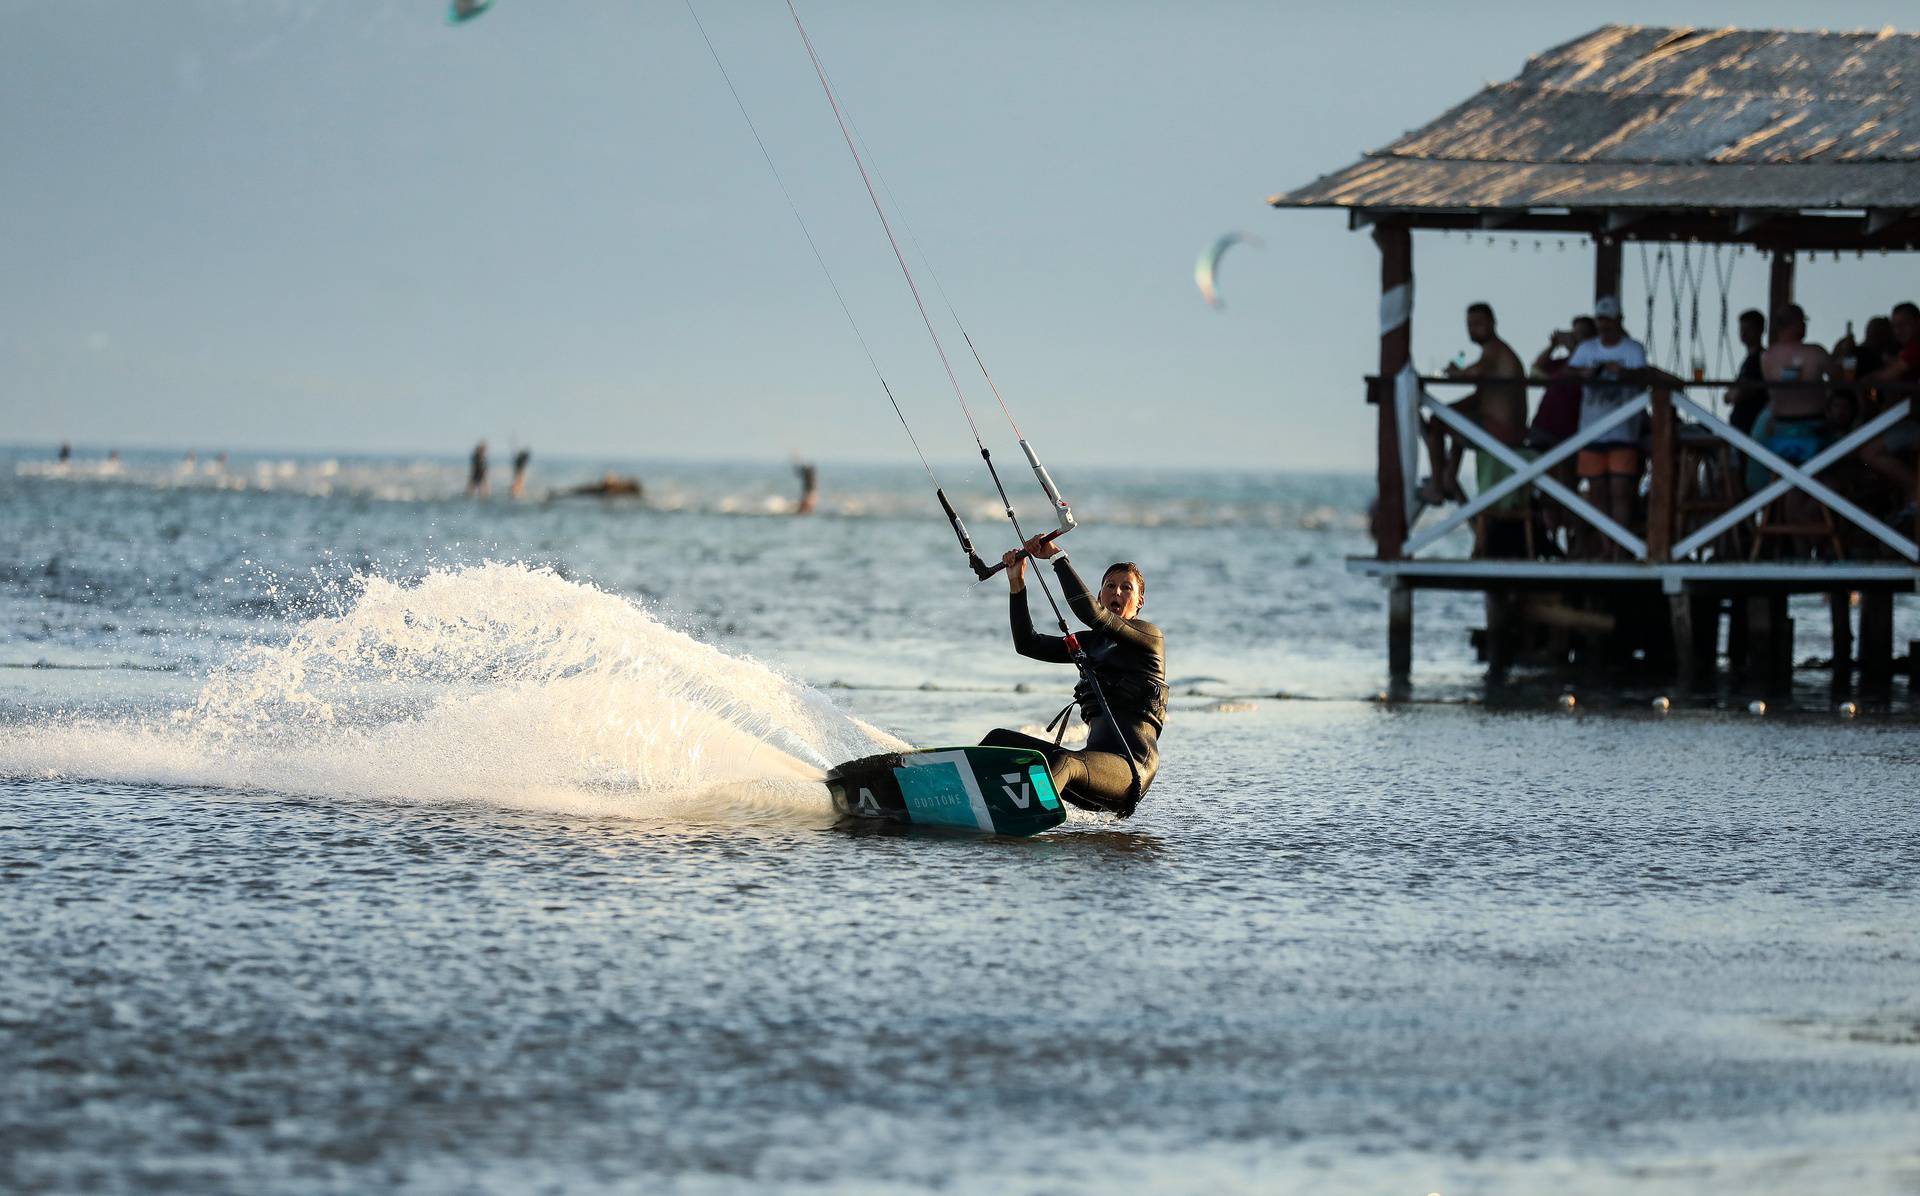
[{"left": 2, "top": 563, "right": 904, "bottom": 823}]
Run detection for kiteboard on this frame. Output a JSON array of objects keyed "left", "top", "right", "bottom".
[{"left": 827, "top": 746, "right": 1066, "bottom": 837}]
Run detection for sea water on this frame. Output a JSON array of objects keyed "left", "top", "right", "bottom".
[{"left": 4, "top": 446, "right": 1919, "bottom": 1194}]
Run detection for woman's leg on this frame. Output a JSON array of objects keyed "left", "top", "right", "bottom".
[
  {"left": 1048, "top": 749, "right": 1139, "bottom": 817},
  {"left": 981, "top": 729, "right": 1140, "bottom": 816}
]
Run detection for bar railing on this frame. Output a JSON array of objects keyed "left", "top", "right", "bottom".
[{"left": 1362, "top": 371, "right": 1920, "bottom": 565}]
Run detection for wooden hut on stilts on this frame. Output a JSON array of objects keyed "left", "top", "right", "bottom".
[{"left": 1269, "top": 25, "right": 1920, "bottom": 701}]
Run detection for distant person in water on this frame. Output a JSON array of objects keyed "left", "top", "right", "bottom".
[
  {"left": 510, "top": 448, "right": 531, "bottom": 500},
  {"left": 794, "top": 462, "right": 818, "bottom": 515},
  {"left": 980, "top": 535, "right": 1166, "bottom": 818},
  {"left": 468, "top": 440, "right": 489, "bottom": 498},
  {"left": 57, "top": 442, "right": 70, "bottom": 463},
  {"left": 553, "top": 472, "right": 644, "bottom": 499}
]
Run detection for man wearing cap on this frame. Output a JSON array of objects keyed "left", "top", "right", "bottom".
[{"left": 1566, "top": 296, "right": 1648, "bottom": 558}]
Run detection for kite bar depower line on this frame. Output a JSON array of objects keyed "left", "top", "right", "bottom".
[
  {"left": 779, "top": 0, "right": 1075, "bottom": 565},
  {"left": 685, "top": 0, "right": 1141, "bottom": 802},
  {"left": 781, "top": 0, "right": 1140, "bottom": 802}
]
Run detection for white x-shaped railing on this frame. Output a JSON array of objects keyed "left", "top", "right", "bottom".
[
  {"left": 1404, "top": 384, "right": 1650, "bottom": 559},
  {"left": 1669, "top": 396, "right": 1917, "bottom": 561},
  {"left": 1400, "top": 368, "right": 1919, "bottom": 564}
]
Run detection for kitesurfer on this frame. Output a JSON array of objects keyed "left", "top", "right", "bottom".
[{"left": 982, "top": 535, "right": 1165, "bottom": 817}]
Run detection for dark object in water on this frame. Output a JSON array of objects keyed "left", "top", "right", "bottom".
[
  {"left": 827, "top": 746, "right": 1065, "bottom": 836},
  {"left": 551, "top": 473, "right": 644, "bottom": 501}
]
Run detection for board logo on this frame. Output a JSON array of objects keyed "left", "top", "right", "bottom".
[
  {"left": 855, "top": 787, "right": 881, "bottom": 815},
  {"left": 1000, "top": 772, "right": 1031, "bottom": 809}
]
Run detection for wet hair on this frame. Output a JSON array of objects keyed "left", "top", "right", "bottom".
[
  {"left": 1466, "top": 302, "right": 1495, "bottom": 321},
  {"left": 1102, "top": 562, "right": 1145, "bottom": 610},
  {"left": 1776, "top": 303, "right": 1807, "bottom": 329},
  {"left": 1893, "top": 301, "right": 1920, "bottom": 320},
  {"left": 1738, "top": 308, "right": 1765, "bottom": 331}
]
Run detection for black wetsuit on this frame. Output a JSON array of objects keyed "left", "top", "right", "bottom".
[{"left": 981, "top": 558, "right": 1166, "bottom": 816}]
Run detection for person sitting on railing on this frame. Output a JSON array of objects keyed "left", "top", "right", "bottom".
[
  {"left": 1418, "top": 302, "right": 1527, "bottom": 508},
  {"left": 1858, "top": 301, "right": 1920, "bottom": 518},
  {"left": 1567, "top": 296, "right": 1648, "bottom": 558},
  {"left": 1727, "top": 309, "right": 1768, "bottom": 436},
  {"left": 1757, "top": 304, "right": 1835, "bottom": 468}
]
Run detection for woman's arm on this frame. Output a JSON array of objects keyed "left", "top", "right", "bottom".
[{"left": 1004, "top": 547, "right": 1071, "bottom": 663}]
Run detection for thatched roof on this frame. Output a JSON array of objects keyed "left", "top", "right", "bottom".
[{"left": 1271, "top": 25, "right": 1920, "bottom": 221}]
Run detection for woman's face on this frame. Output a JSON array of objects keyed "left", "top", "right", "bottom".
[{"left": 1099, "top": 569, "right": 1143, "bottom": 620}]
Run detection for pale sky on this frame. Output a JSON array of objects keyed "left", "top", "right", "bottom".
[{"left": 4, "top": 0, "right": 1917, "bottom": 470}]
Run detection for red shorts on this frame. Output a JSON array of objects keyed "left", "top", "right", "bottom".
[{"left": 1577, "top": 446, "right": 1640, "bottom": 478}]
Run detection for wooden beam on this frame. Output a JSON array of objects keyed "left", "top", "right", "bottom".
[
  {"left": 1322, "top": 208, "right": 1920, "bottom": 251},
  {"left": 1768, "top": 250, "right": 1795, "bottom": 320},
  {"left": 1647, "top": 386, "right": 1676, "bottom": 562},
  {"left": 1866, "top": 209, "right": 1907, "bottom": 235},
  {"left": 1373, "top": 223, "right": 1412, "bottom": 561},
  {"left": 1594, "top": 235, "right": 1623, "bottom": 303}
]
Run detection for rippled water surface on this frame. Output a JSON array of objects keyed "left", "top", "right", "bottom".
[{"left": 4, "top": 449, "right": 1920, "bottom": 1193}]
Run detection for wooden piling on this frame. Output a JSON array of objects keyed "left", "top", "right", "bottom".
[
  {"left": 1667, "top": 593, "right": 1694, "bottom": 690},
  {"left": 1829, "top": 591, "right": 1853, "bottom": 688},
  {"left": 1388, "top": 582, "right": 1413, "bottom": 681},
  {"left": 1744, "top": 594, "right": 1792, "bottom": 692},
  {"left": 1860, "top": 590, "right": 1894, "bottom": 694}
]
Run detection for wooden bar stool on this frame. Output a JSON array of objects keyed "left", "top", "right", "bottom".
[
  {"left": 1750, "top": 490, "right": 1844, "bottom": 560},
  {"left": 1675, "top": 428, "right": 1743, "bottom": 558}
]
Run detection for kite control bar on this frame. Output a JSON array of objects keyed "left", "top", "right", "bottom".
[
  {"left": 941, "top": 437, "right": 1079, "bottom": 581},
  {"left": 938, "top": 488, "right": 998, "bottom": 580},
  {"left": 941, "top": 489, "right": 1071, "bottom": 581},
  {"left": 973, "top": 528, "right": 1066, "bottom": 580},
  {"left": 1021, "top": 440, "right": 1077, "bottom": 536}
]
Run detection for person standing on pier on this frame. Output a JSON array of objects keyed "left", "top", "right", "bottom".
[
  {"left": 1860, "top": 301, "right": 1920, "bottom": 512},
  {"left": 1727, "top": 309, "right": 1768, "bottom": 436},
  {"left": 1758, "top": 304, "right": 1834, "bottom": 465},
  {"left": 1568, "top": 296, "right": 1648, "bottom": 559},
  {"left": 1418, "top": 302, "right": 1526, "bottom": 506}
]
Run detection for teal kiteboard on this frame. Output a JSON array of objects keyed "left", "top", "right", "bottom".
[{"left": 827, "top": 746, "right": 1066, "bottom": 837}]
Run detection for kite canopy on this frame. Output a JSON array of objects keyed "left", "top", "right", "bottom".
[
  {"left": 449, "top": 0, "right": 493, "bottom": 24},
  {"left": 1194, "top": 232, "right": 1261, "bottom": 310}
]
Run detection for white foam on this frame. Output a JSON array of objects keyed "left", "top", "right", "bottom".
[{"left": 0, "top": 563, "right": 905, "bottom": 824}]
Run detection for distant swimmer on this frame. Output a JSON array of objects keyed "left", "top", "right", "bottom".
[
  {"left": 468, "top": 440, "right": 489, "bottom": 498},
  {"left": 510, "top": 448, "right": 531, "bottom": 499},
  {"left": 552, "top": 472, "right": 644, "bottom": 500},
  {"left": 57, "top": 442, "right": 70, "bottom": 463},
  {"left": 794, "top": 462, "right": 818, "bottom": 515},
  {"left": 980, "top": 535, "right": 1166, "bottom": 817}
]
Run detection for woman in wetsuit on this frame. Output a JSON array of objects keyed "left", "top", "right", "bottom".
[{"left": 981, "top": 535, "right": 1166, "bottom": 817}]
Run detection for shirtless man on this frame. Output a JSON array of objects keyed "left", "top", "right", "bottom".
[
  {"left": 1420, "top": 302, "right": 1527, "bottom": 505},
  {"left": 1759, "top": 304, "right": 1834, "bottom": 465}
]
